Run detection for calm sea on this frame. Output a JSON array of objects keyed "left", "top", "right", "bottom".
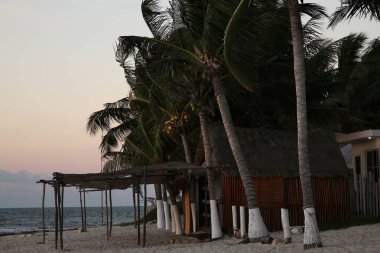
[{"left": 0, "top": 206, "right": 147, "bottom": 236}]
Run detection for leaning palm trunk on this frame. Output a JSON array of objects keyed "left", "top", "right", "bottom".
[
  {"left": 199, "top": 110, "right": 223, "bottom": 239},
  {"left": 180, "top": 133, "right": 192, "bottom": 164},
  {"left": 154, "top": 184, "right": 165, "bottom": 230},
  {"left": 180, "top": 132, "right": 197, "bottom": 233},
  {"left": 288, "top": 0, "right": 322, "bottom": 249},
  {"left": 210, "top": 71, "right": 270, "bottom": 242}
]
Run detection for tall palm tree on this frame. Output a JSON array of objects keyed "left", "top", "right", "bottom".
[
  {"left": 225, "top": 0, "right": 334, "bottom": 244},
  {"left": 287, "top": 0, "right": 323, "bottom": 248}
]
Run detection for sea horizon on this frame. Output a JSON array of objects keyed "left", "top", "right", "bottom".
[{"left": 0, "top": 206, "right": 152, "bottom": 236}]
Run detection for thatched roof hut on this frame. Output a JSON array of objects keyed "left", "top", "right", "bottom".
[
  {"left": 208, "top": 126, "right": 348, "bottom": 177},
  {"left": 205, "top": 126, "right": 351, "bottom": 232}
]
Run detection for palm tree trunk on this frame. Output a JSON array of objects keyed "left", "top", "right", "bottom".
[
  {"left": 194, "top": 135, "right": 205, "bottom": 166},
  {"left": 287, "top": 0, "right": 322, "bottom": 249},
  {"left": 199, "top": 110, "right": 223, "bottom": 239},
  {"left": 167, "top": 186, "right": 184, "bottom": 235},
  {"left": 180, "top": 133, "right": 192, "bottom": 164},
  {"left": 210, "top": 72, "right": 270, "bottom": 242},
  {"left": 154, "top": 184, "right": 165, "bottom": 229}
]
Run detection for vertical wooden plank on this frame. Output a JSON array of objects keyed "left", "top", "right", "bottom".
[
  {"left": 83, "top": 188, "right": 87, "bottom": 230},
  {"left": 105, "top": 188, "right": 109, "bottom": 240},
  {"left": 109, "top": 189, "right": 113, "bottom": 237},
  {"left": 54, "top": 183, "right": 58, "bottom": 250},
  {"left": 79, "top": 188, "right": 84, "bottom": 231},
  {"left": 41, "top": 182, "right": 46, "bottom": 244},
  {"left": 137, "top": 178, "right": 141, "bottom": 245},
  {"left": 60, "top": 185, "right": 64, "bottom": 250},
  {"left": 143, "top": 170, "right": 147, "bottom": 247},
  {"left": 101, "top": 190, "right": 104, "bottom": 227}
]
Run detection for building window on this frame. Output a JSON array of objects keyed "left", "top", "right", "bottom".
[
  {"left": 355, "top": 156, "right": 361, "bottom": 175},
  {"left": 366, "top": 149, "right": 379, "bottom": 182}
]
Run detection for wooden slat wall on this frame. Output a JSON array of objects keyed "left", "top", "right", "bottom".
[
  {"left": 222, "top": 176, "right": 350, "bottom": 232},
  {"left": 222, "top": 176, "right": 247, "bottom": 233},
  {"left": 286, "top": 177, "right": 350, "bottom": 227},
  {"left": 182, "top": 185, "right": 192, "bottom": 235},
  {"left": 222, "top": 176, "right": 284, "bottom": 232}
]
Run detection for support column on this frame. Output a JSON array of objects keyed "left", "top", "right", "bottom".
[
  {"left": 143, "top": 170, "right": 147, "bottom": 247},
  {"left": 41, "top": 182, "right": 46, "bottom": 244}
]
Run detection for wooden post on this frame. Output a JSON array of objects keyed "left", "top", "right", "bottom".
[
  {"left": 57, "top": 184, "right": 63, "bottom": 250},
  {"left": 54, "top": 183, "right": 58, "bottom": 249},
  {"left": 41, "top": 182, "right": 46, "bottom": 244},
  {"left": 79, "top": 188, "right": 84, "bottom": 231},
  {"left": 133, "top": 187, "right": 137, "bottom": 228},
  {"left": 137, "top": 178, "right": 141, "bottom": 245},
  {"left": 105, "top": 187, "right": 109, "bottom": 240},
  {"left": 143, "top": 169, "right": 147, "bottom": 247},
  {"left": 109, "top": 188, "right": 113, "bottom": 237},
  {"left": 60, "top": 185, "right": 64, "bottom": 250},
  {"left": 83, "top": 188, "right": 87, "bottom": 231},
  {"left": 101, "top": 190, "right": 104, "bottom": 227}
]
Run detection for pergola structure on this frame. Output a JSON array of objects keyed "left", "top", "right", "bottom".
[{"left": 37, "top": 161, "right": 206, "bottom": 250}]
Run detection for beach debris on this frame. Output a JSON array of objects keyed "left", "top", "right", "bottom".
[
  {"left": 169, "top": 235, "right": 200, "bottom": 244},
  {"left": 77, "top": 227, "right": 85, "bottom": 233},
  {"left": 235, "top": 229, "right": 241, "bottom": 239},
  {"left": 290, "top": 226, "right": 304, "bottom": 234},
  {"left": 260, "top": 236, "right": 273, "bottom": 244},
  {"left": 19, "top": 233, "right": 33, "bottom": 237},
  {"left": 271, "top": 239, "right": 284, "bottom": 245}
]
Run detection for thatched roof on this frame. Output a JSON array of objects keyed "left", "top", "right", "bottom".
[
  {"left": 208, "top": 126, "right": 348, "bottom": 177},
  {"left": 48, "top": 161, "right": 205, "bottom": 191}
]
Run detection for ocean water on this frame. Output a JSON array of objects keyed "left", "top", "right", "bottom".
[{"left": 0, "top": 206, "right": 148, "bottom": 236}]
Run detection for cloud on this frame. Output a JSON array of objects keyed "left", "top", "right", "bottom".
[
  {"left": 0, "top": 169, "right": 149, "bottom": 208},
  {"left": 0, "top": 169, "right": 46, "bottom": 183},
  {"left": 0, "top": 169, "right": 50, "bottom": 208}
]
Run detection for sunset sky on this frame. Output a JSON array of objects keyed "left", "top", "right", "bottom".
[{"left": 0, "top": 0, "right": 378, "bottom": 208}]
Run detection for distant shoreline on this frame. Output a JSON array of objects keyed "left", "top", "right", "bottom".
[{"left": 0, "top": 206, "right": 141, "bottom": 237}]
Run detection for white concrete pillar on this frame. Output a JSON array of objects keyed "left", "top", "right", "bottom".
[
  {"left": 240, "top": 206, "right": 246, "bottom": 238},
  {"left": 281, "top": 208, "right": 291, "bottom": 243}
]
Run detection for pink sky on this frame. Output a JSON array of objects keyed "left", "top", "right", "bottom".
[{"left": 0, "top": 0, "right": 151, "bottom": 175}]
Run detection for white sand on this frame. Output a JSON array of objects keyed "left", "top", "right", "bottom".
[{"left": 1, "top": 223, "right": 380, "bottom": 253}]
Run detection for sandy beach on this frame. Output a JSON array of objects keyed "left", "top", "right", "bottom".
[{"left": 1, "top": 223, "right": 379, "bottom": 253}]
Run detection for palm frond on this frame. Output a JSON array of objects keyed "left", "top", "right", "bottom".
[
  {"left": 329, "top": 0, "right": 380, "bottom": 28},
  {"left": 225, "top": 0, "right": 289, "bottom": 91},
  {"left": 142, "top": 0, "right": 173, "bottom": 39},
  {"left": 299, "top": 3, "right": 328, "bottom": 19},
  {"left": 86, "top": 98, "right": 136, "bottom": 135},
  {"left": 117, "top": 36, "right": 203, "bottom": 67}
]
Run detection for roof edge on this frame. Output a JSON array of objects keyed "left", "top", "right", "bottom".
[{"left": 336, "top": 130, "right": 380, "bottom": 144}]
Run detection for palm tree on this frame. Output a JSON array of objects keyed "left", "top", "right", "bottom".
[
  {"left": 324, "top": 34, "right": 380, "bottom": 132},
  {"left": 116, "top": 0, "right": 274, "bottom": 240},
  {"left": 287, "top": 0, "right": 323, "bottom": 248}
]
